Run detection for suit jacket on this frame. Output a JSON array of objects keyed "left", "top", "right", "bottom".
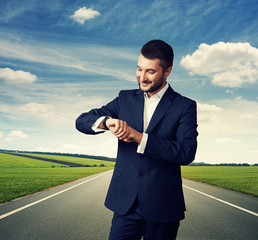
[{"left": 76, "top": 86, "right": 198, "bottom": 223}]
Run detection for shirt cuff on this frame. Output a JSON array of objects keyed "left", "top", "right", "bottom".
[
  {"left": 92, "top": 116, "right": 106, "bottom": 132},
  {"left": 137, "top": 133, "right": 148, "bottom": 154}
]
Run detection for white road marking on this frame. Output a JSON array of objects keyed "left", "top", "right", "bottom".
[
  {"left": 183, "top": 185, "right": 258, "bottom": 217},
  {"left": 0, "top": 170, "right": 112, "bottom": 220}
]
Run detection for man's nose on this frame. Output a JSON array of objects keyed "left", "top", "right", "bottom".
[{"left": 139, "top": 71, "right": 147, "bottom": 81}]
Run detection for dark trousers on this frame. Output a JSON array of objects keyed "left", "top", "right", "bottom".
[{"left": 108, "top": 197, "right": 180, "bottom": 240}]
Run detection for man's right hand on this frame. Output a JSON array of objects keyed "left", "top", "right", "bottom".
[
  {"left": 106, "top": 118, "right": 130, "bottom": 140},
  {"left": 101, "top": 118, "right": 143, "bottom": 144}
]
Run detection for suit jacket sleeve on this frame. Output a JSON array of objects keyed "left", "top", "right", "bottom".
[
  {"left": 144, "top": 101, "right": 198, "bottom": 166},
  {"left": 75, "top": 94, "right": 120, "bottom": 135}
]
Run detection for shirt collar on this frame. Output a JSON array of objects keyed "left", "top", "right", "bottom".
[{"left": 144, "top": 82, "right": 169, "bottom": 100}]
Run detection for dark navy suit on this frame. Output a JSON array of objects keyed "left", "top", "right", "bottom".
[{"left": 76, "top": 86, "right": 198, "bottom": 224}]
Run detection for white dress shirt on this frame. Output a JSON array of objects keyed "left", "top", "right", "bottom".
[
  {"left": 92, "top": 83, "right": 169, "bottom": 154},
  {"left": 137, "top": 83, "right": 169, "bottom": 153}
]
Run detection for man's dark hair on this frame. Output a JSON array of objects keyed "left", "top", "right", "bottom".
[{"left": 141, "top": 39, "right": 174, "bottom": 71}]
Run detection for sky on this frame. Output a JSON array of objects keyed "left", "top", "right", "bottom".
[{"left": 0, "top": 0, "right": 258, "bottom": 164}]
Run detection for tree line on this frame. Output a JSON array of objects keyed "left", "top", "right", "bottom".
[{"left": 189, "top": 162, "right": 257, "bottom": 166}]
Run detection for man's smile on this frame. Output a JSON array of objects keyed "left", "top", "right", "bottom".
[{"left": 141, "top": 81, "right": 152, "bottom": 87}]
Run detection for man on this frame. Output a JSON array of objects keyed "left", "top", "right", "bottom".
[{"left": 76, "top": 40, "right": 198, "bottom": 240}]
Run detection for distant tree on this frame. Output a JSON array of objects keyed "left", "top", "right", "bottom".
[{"left": 189, "top": 162, "right": 211, "bottom": 166}]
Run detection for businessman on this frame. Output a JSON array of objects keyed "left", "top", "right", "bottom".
[{"left": 76, "top": 40, "right": 198, "bottom": 240}]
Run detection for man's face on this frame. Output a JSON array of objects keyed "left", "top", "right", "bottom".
[{"left": 136, "top": 54, "right": 171, "bottom": 97}]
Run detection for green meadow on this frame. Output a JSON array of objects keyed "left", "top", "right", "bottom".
[
  {"left": 0, "top": 153, "right": 67, "bottom": 168},
  {"left": 0, "top": 153, "right": 115, "bottom": 203},
  {"left": 13, "top": 153, "right": 116, "bottom": 167},
  {"left": 1, "top": 152, "right": 257, "bottom": 203},
  {"left": 181, "top": 166, "right": 258, "bottom": 196}
]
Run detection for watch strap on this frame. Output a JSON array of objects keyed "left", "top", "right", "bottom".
[{"left": 103, "top": 116, "right": 110, "bottom": 130}]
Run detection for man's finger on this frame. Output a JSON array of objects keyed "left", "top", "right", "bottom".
[
  {"left": 113, "top": 119, "right": 122, "bottom": 133},
  {"left": 116, "top": 127, "right": 129, "bottom": 139},
  {"left": 114, "top": 120, "right": 127, "bottom": 135},
  {"left": 117, "top": 129, "right": 130, "bottom": 139}
]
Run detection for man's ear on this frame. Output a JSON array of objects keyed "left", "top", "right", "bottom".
[{"left": 164, "top": 67, "right": 172, "bottom": 78}]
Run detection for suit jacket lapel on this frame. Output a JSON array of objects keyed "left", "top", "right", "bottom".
[{"left": 146, "top": 86, "right": 175, "bottom": 134}]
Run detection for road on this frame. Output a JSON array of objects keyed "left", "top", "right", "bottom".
[{"left": 0, "top": 170, "right": 257, "bottom": 240}]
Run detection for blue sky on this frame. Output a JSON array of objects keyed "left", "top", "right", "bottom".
[{"left": 0, "top": 0, "right": 258, "bottom": 164}]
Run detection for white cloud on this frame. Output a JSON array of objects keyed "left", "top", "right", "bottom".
[
  {"left": 180, "top": 42, "right": 258, "bottom": 88},
  {"left": 226, "top": 89, "right": 235, "bottom": 94},
  {"left": 0, "top": 38, "right": 135, "bottom": 82},
  {"left": 0, "top": 90, "right": 108, "bottom": 127},
  {"left": 213, "top": 138, "right": 241, "bottom": 144},
  {"left": 197, "top": 99, "right": 258, "bottom": 135},
  {"left": 0, "top": 131, "right": 3, "bottom": 138},
  {"left": 66, "top": 137, "right": 118, "bottom": 157},
  {"left": 70, "top": 6, "right": 100, "bottom": 24},
  {"left": 4, "top": 130, "right": 28, "bottom": 141},
  {"left": 0, "top": 68, "right": 37, "bottom": 84},
  {"left": 241, "top": 113, "right": 258, "bottom": 120},
  {"left": 0, "top": 102, "right": 56, "bottom": 122},
  {"left": 18, "top": 102, "right": 55, "bottom": 117},
  {"left": 195, "top": 98, "right": 258, "bottom": 164},
  {"left": 197, "top": 103, "right": 224, "bottom": 132},
  {"left": 32, "top": 134, "right": 118, "bottom": 158},
  {"left": 197, "top": 103, "right": 222, "bottom": 112}
]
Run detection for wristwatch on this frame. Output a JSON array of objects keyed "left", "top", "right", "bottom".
[{"left": 103, "top": 116, "right": 111, "bottom": 130}]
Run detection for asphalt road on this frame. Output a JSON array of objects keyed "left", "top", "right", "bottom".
[{"left": 0, "top": 170, "right": 257, "bottom": 240}]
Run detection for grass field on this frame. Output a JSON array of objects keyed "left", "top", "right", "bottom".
[
  {"left": 181, "top": 166, "right": 258, "bottom": 196},
  {"left": 14, "top": 153, "right": 115, "bottom": 167},
  {"left": 0, "top": 153, "right": 67, "bottom": 168},
  {"left": 0, "top": 153, "right": 114, "bottom": 203}
]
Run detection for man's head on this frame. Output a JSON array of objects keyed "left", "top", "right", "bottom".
[
  {"left": 140, "top": 39, "right": 174, "bottom": 72},
  {"left": 136, "top": 40, "right": 173, "bottom": 97}
]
